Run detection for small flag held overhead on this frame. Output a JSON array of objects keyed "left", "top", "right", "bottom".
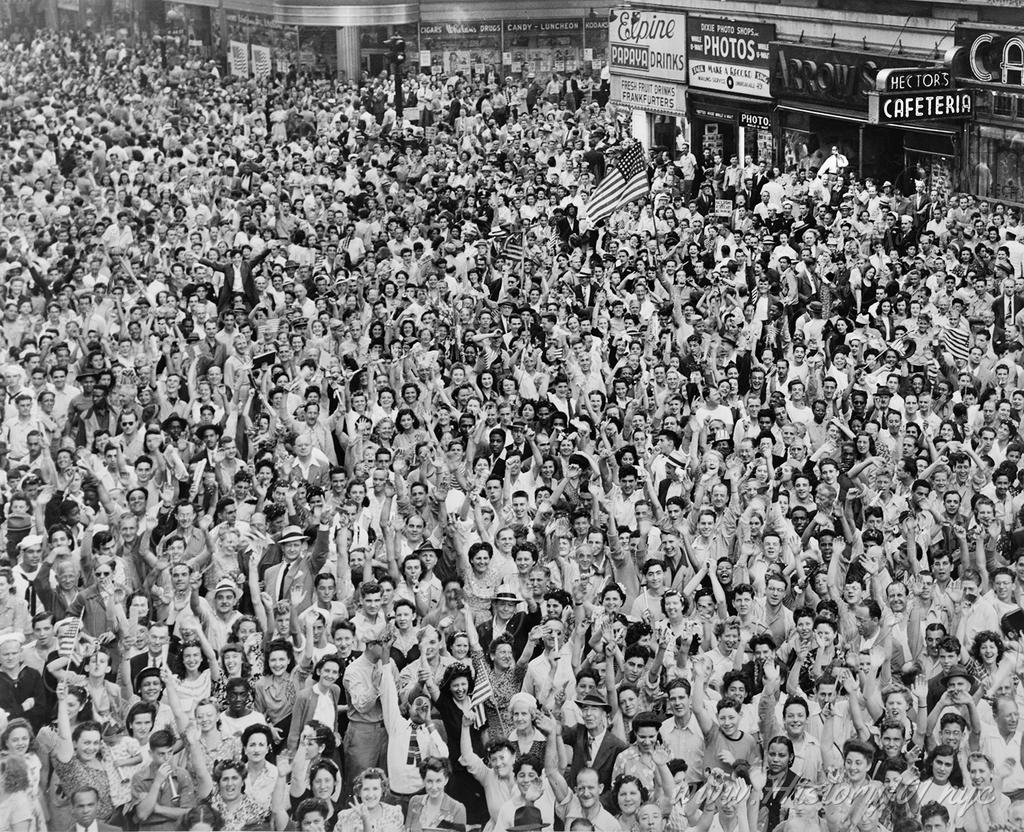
[{"left": 584, "top": 142, "right": 651, "bottom": 226}]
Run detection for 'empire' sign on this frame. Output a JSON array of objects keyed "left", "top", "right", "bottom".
[
  {"left": 867, "top": 89, "right": 974, "bottom": 123},
  {"left": 609, "top": 9, "right": 688, "bottom": 85}
]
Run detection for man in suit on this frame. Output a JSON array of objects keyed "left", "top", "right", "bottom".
[
  {"left": 911, "top": 180, "right": 931, "bottom": 229},
  {"left": 263, "top": 524, "right": 329, "bottom": 615},
  {"left": 583, "top": 140, "right": 606, "bottom": 185},
  {"left": 123, "top": 622, "right": 181, "bottom": 690},
  {"left": 476, "top": 585, "right": 541, "bottom": 657},
  {"left": 198, "top": 241, "right": 279, "bottom": 313},
  {"left": 571, "top": 270, "right": 600, "bottom": 312},
  {"left": 562, "top": 691, "right": 626, "bottom": 790},
  {"left": 67, "top": 785, "right": 122, "bottom": 832},
  {"left": 992, "top": 274, "right": 1024, "bottom": 352}
]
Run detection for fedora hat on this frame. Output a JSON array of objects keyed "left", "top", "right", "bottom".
[
  {"left": 574, "top": 691, "right": 612, "bottom": 712},
  {"left": 277, "top": 525, "right": 308, "bottom": 546},
  {"left": 213, "top": 577, "right": 241, "bottom": 601},
  {"left": 941, "top": 663, "right": 978, "bottom": 692},
  {"left": 507, "top": 806, "right": 547, "bottom": 832},
  {"left": 493, "top": 583, "right": 523, "bottom": 604}
]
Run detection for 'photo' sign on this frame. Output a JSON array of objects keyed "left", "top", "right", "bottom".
[
  {"left": 609, "top": 9, "right": 688, "bottom": 85},
  {"left": 687, "top": 17, "right": 775, "bottom": 98}
]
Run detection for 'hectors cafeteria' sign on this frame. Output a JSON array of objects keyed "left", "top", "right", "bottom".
[
  {"left": 609, "top": 9, "right": 688, "bottom": 85},
  {"left": 769, "top": 43, "right": 929, "bottom": 108},
  {"left": 867, "top": 89, "right": 974, "bottom": 123}
]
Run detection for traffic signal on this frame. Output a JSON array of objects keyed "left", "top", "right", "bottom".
[{"left": 384, "top": 36, "right": 405, "bottom": 65}]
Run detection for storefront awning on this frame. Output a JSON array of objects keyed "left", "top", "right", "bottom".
[
  {"left": 776, "top": 102, "right": 865, "bottom": 123},
  {"left": 778, "top": 101, "right": 961, "bottom": 136}
]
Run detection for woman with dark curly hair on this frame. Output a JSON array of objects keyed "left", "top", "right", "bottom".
[
  {"left": 967, "top": 630, "right": 1006, "bottom": 689},
  {"left": 190, "top": 752, "right": 279, "bottom": 832},
  {"left": 286, "top": 755, "right": 342, "bottom": 832},
  {"left": 611, "top": 773, "right": 650, "bottom": 831},
  {"left": 427, "top": 663, "right": 486, "bottom": 824}
]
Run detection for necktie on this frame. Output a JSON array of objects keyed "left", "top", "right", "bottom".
[
  {"left": 22, "top": 574, "right": 36, "bottom": 616},
  {"left": 586, "top": 732, "right": 595, "bottom": 764},
  {"left": 407, "top": 726, "right": 421, "bottom": 766},
  {"left": 277, "top": 561, "right": 292, "bottom": 601}
]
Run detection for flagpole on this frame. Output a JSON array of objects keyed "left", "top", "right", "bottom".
[{"left": 519, "top": 219, "right": 530, "bottom": 285}]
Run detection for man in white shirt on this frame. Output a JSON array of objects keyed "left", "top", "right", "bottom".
[
  {"left": 980, "top": 695, "right": 1024, "bottom": 798},
  {"left": 379, "top": 664, "right": 448, "bottom": 802}
]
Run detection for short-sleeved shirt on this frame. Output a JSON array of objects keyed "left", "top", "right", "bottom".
[
  {"left": 130, "top": 764, "right": 197, "bottom": 831},
  {"left": 702, "top": 724, "right": 761, "bottom": 774}
]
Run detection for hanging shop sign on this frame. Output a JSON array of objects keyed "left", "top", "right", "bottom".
[
  {"left": 954, "top": 25, "right": 1024, "bottom": 86},
  {"left": 686, "top": 17, "right": 775, "bottom": 98},
  {"left": 867, "top": 89, "right": 974, "bottom": 123},
  {"left": 608, "top": 8, "right": 688, "bottom": 85},
  {"left": 769, "top": 43, "right": 929, "bottom": 108},
  {"left": 875, "top": 67, "right": 953, "bottom": 93}
]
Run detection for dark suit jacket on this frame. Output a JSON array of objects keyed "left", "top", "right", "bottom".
[
  {"left": 127, "top": 646, "right": 183, "bottom": 690},
  {"left": 911, "top": 193, "right": 931, "bottom": 226},
  {"left": 477, "top": 609, "right": 541, "bottom": 657},
  {"left": 64, "top": 823, "right": 122, "bottom": 832},
  {"left": 288, "top": 683, "right": 342, "bottom": 750},
  {"left": 993, "top": 294, "right": 1024, "bottom": 330},
  {"left": 562, "top": 723, "right": 627, "bottom": 790},
  {"left": 796, "top": 270, "right": 818, "bottom": 304},
  {"left": 199, "top": 248, "right": 271, "bottom": 312}
]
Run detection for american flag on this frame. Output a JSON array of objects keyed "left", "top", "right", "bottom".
[
  {"left": 584, "top": 143, "right": 651, "bottom": 226},
  {"left": 229, "top": 41, "right": 250, "bottom": 77},
  {"left": 251, "top": 45, "right": 272, "bottom": 80},
  {"left": 469, "top": 667, "right": 493, "bottom": 728},
  {"left": 501, "top": 232, "right": 525, "bottom": 262},
  {"left": 943, "top": 324, "right": 971, "bottom": 365}
]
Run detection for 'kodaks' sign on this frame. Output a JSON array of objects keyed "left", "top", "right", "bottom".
[{"left": 608, "top": 9, "right": 688, "bottom": 85}]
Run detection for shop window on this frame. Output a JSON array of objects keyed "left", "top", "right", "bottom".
[
  {"left": 973, "top": 124, "right": 1024, "bottom": 205},
  {"left": 1003, "top": 38, "right": 1024, "bottom": 86},
  {"left": 993, "top": 93, "right": 1016, "bottom": 117}
]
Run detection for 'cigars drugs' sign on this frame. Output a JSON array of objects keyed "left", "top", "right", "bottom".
[
  {"left": 609, "top": 9, "right": 688, "bottom": 85},
  {"left": 687, "top": 17, "right": 775, "bottom": 98}
]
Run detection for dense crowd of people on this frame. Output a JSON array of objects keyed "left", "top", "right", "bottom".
[{"left": 1, "top": 22, "right": 1024, "bottom": 832}]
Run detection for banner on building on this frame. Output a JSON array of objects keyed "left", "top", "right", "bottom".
[
  {"left": 251, "top": 44, "right": 272, "bottom": 79},
  {"left": 229, "top": 40, "right": 250, "bottom": 77}
]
